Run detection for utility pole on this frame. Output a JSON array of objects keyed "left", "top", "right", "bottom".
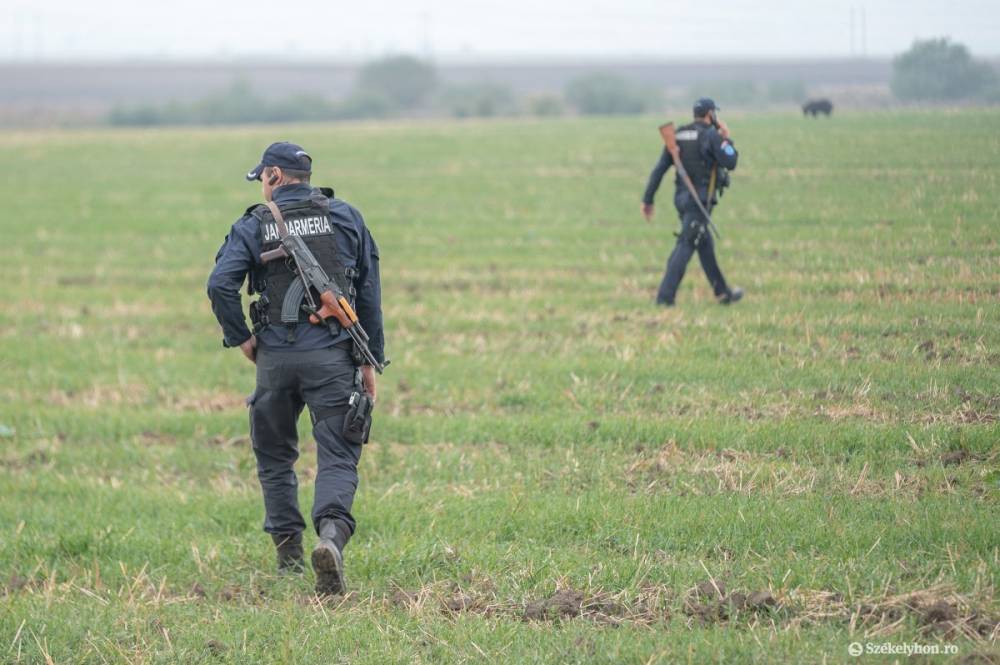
[
  {"left": 849, "top": 7, "right": 856, "bottom": 56},
  {"left": 861, "top": 6, "right": 867, "bottom": 57},
  {"left": 422, "top": 11, "right": 431, "bottom": 58}
]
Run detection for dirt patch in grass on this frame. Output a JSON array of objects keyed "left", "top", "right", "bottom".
[
  {"left": 384, "top": 580, "right": 667, "bottom": 625},
  {"left": 208, "top": 434, "right": 250, "bottom": 448},
  {"left": 912, "top": 448, "right": 994, "bottom": 469},
  {"left": 682, "top": 579, "right": 779, "bottom": 624},
  {"left": 3, "top": 574, "right": 33, "bottom": 596},
  {"left": 144, "top": 573, "right": 1000, "bottom": 644},
  {"left": 521, "top": 586, "right": 667, "bottom": 625},
  {"left": 204, "top": 639, "right": 227, "bottom": 657},
  {"left": 816, "top": 402, "right": 890, "bottom": 423},
  {"left": 442, "top": 592, "right": 479, "bottom": 613},
  {"left": 625, "top": 443, "right": 818, "bottom": 496},
  {"left": 138, "top": 430, "right": 177, "bottom": 445},
  {"left": 1, "top": 448, "right": 53, "bottom": 471},
  {"left": 524, "top": 588, "right": 586, "bottom": 621},
  {"left": 922, "top": 408, "right": 999, "bottom": 425},
  {"left": 942, "top": 450, "right": 971, "bottom": 466},
  {"left": 48, "top": 384, "right": 148, "bottom": 408},
  {"left": 167, "top": 392, "right": 248, "bottom": 414},
  {"left": 216, "top": 583, "right": 267, "bottom": 604},
  {"left": 395, "top": 578, "right": 998, "bottom": 639},
  {"left": 388, "top": 583, "right": 507, "bottom": 618},
  {"left": 791, "top": 585, "right": 1000, "bottom": 640}
]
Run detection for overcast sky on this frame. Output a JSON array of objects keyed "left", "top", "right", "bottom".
[{"left": 2, "top": 0, "right": 998, "bottom": 61}]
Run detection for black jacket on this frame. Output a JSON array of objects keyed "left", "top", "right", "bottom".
[
  {"left": 642, "top": 122, "right": 739, "bottom": 211},
  {"left": 207, "top": 183, "right": 385, "bottom": 363}
]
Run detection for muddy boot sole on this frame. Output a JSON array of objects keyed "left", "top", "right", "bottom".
[
  {"left": 718, "top": 287, "right": 744, "bottom": 305},
  {"left": 312, "top": 542, "right": 346, "bottom": 596}
]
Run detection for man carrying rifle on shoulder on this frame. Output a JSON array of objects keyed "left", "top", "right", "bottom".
[
  {"left": 207, "top": 141, "right": 386, "bottom": 595},
  {"left": 641, "top": 98, "right": 743, "bottom": 307}
]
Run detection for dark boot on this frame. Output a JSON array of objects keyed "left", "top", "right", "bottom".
[
  {"left": 718, "top": 287, "right": 744, "bottom": 305},
  {"left": 312, "top": 519, "right": 347, "bottom": 595},
  {"left": 271, "top": 533, "right": 304, "bottom": 573}
]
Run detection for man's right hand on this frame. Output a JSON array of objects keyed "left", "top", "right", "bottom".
[
  {"left": 717, "top": 119, "right": 731, "bottom": 140},
  {"left": 641, "top": 203, "right": 655, "bottom": 222},
  {"left": 360, "top": 365, "right": 377, "bottom": 403},
  {"left": 240, "top": 335, "right": 258, "bottom": 364}
]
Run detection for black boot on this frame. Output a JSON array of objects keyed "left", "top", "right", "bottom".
[
  {"left": 312, "top": 519, "right": 347, "bottom": 595},
  {"left": 718, "top": 287, "right": 744, "bottom": 305},
  {"left": 271, "top": 533, "right": 304, "bottom": 573}
]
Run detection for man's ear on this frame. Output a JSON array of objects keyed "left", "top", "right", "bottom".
[{"left": 267, "top": 167, "right": 281, "bottom": 187}]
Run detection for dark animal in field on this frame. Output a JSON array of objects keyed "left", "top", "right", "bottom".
[{"left": 802, "top": 99, "right": 833, "bottom": 117}]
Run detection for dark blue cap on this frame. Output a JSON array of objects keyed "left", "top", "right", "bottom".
[
  {"left": 246, "top": 142, "right": 312, "bottom": 182},
  {"left": 693, "top": 97, "right": 718, "bottom": 117}
]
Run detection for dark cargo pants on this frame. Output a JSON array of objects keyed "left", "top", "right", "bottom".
[
  {"left": 657, "top": 207, "right": 730, "bottom": 305},
  {"left": 248, "top": 343, "right": 362, "bottom": 546}
]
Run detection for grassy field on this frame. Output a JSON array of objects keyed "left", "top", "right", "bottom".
[{"left": 0, "top": 110, "right": 998, "bottom": 664}]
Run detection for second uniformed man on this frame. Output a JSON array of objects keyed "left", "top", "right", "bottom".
[
  {"left": 207, "top": 142, "right": 385, "bottom": 595},
  {"left": 641, "top": 98, "right": 743, "bottom": 307}
]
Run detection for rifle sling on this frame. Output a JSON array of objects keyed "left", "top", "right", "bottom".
[
  {"left": 669, "top": 143, "right": 719, "bottom": 237},
  {"left": 265, "top": 200, "right": 289, "bottom": 239},
  {"left": 675, "top": 159, "right": 713, "bottom": 224},
  {"left": 264, "top": 200, "right": 312, "bottom": 317}
]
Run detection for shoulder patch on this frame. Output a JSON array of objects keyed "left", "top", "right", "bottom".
[{"left": 722, "top": 143, "right": 735, "bottom": 156}]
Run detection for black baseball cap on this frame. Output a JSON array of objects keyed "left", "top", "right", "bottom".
[
  {"left": 693, "top": 98, "right": 718, "bottom": 117},
  {"left": 246, "top": 142, "right": 313, "bottom": 181}
]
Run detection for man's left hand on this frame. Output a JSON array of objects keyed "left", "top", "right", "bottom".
[{"left": 239, "top": 335, "right": 258, "bottom": 364}]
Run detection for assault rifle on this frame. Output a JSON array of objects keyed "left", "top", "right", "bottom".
[
  {"left": 259, "top": 201, "right": 386, "bottom": 373},
  {"left": 658, "top": 122, "right": 720, "bottom": 239}
]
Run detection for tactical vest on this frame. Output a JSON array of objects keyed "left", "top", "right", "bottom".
[
  {"left": 675, "top": 121, "right": 712, "bottom": 191},
  {"left": 247, "top": 189, "right": 355, "bottom": 337}
]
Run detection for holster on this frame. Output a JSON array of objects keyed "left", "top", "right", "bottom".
[
  {"left": 343, "top": 390, "right": 373, "bottom": 444},
  {"left": 674, "top": 220, "right": 708, "bottom": 247}
]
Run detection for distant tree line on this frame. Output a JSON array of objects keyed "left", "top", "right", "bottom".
[
  {"left": 108, "top": 56, "right": 819, "bottom": 127},
  {"left": 99, "top": 38, "right": 1000, "bottom": 127},
  {"left": 108, "top": 81, "right": 339, "bottom": 126},
  {"left": 108, "top": 56, "right": 440, "bottom": 126},
  {"left": 891, "top": 38, "right": 999, "bottom": 103}
]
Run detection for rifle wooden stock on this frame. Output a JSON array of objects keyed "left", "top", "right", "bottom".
[
  {"left": 658, "top": 122, "right": 678, "bottom": 157},
  {"left": 310, "top": 290, "right": 353, "bottom": 328},
  {"left": 309, "top": 290, "right": 384, "bottom": 371},
  {"left": 260, "top": 246, "right": 289, "bottom": 263}
]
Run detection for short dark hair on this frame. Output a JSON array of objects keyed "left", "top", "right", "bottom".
[{"left": 265, "top": 165, "right": 311, "bottom": 184}]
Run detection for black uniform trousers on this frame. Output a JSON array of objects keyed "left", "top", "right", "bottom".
[
  {"left": 248, "top": 342, "right": 361, "bottom": 546},
  {"left": 657, "top": 206, "right": 730, "bottom": 305}
]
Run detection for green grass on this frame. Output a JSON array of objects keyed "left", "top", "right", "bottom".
[{"left": 1, "top": 110, "right": 998, "bottom": 664}]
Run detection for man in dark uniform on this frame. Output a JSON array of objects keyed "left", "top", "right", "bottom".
[
  {"left": 207, "top": 142, "right": 385, "bottom": 595},
  {"left": 641, "top": 98, "right": 743, "bottom": 307}
]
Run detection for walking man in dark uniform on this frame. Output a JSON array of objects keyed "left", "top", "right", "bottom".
[
  {"left": 207, "top": 142, "right": 385, "bottom": 595},
  {"left": 641, "top": 98, "right": 743, "bottom": 307}
]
